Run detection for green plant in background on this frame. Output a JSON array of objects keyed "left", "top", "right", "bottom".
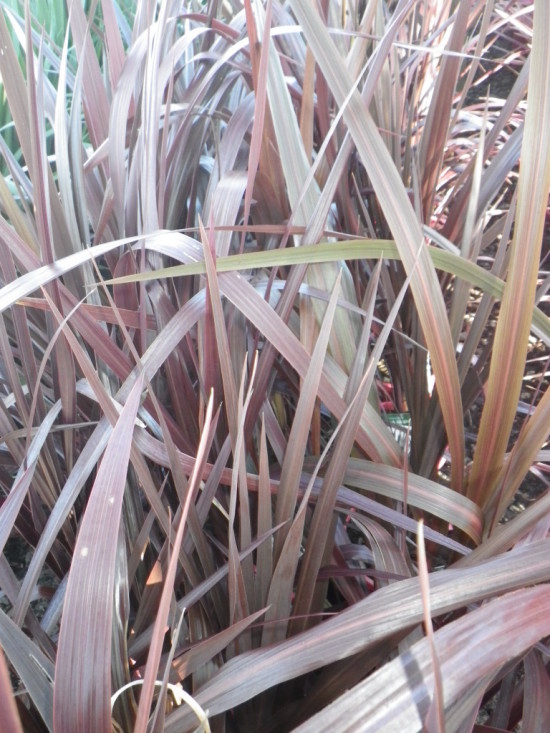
[
  {"left": 0, "top": 0, "right": 68, "bottom": 176},
  {"left": 0, "top": 0, "right": 549, "bottom": 732}
]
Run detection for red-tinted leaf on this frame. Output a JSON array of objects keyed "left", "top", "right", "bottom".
[
  {"left": 53, "top": 375, "right": 144, "bottom": 733},
  {"left": 0, "top": 647, "right": 23, "bottom": 733}
]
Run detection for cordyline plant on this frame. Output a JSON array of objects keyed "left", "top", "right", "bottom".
[{"left": 0, "top": 0, "right": 549, "bottom": 731}]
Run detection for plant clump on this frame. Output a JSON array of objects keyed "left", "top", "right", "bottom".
[{"left": 0, "top": 1, "right": 549, "bottom": 732}]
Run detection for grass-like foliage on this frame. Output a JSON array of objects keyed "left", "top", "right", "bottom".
[{"left": 0, "top": 0, "right": 549, "bottom": 731}]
